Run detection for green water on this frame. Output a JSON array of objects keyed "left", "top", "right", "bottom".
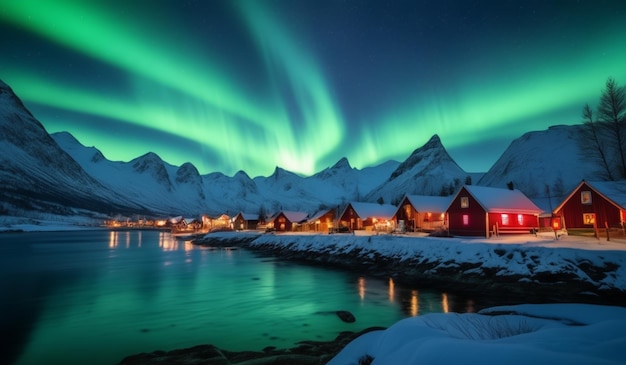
[{"left": 1, "top": 230, "right": 477, "bottom": 365}]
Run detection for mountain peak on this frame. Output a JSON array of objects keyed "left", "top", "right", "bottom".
[
  {"left": 331, "top": 157, "right": 352, "bottom": 170},
  {"left": 388, "top": 134, "right": 462, "bottom": 182}
]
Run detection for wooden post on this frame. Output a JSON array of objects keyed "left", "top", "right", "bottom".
[{"left": 605, "top": 221, "right": 610, "bottom": 241}]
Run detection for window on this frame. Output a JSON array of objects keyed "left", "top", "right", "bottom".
[
  {"left": 581, "top": 191, "right": 592, "bottom": 205},
  {"left": 460, "top": 197, "right": 469, "bottom": 208},
  {"left": 583, "top": 213, "right": 595, "bottom": 225},
  {"left": 501, "top": 214, "right": 509, "bottom": 225},
  {"left": 517, "top": 214, "right": 524, "bottom": 225},
  {"left": 462, "top": 214, "right": 469, "bottom": 225}
]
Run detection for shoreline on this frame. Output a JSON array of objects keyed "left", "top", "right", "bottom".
[{"left": 194, "top": 231, "right": 626, "bottom": 306}]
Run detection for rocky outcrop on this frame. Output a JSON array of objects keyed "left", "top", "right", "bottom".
[{"left": 119, "top": 327, "right": 384, "bottom": 365}]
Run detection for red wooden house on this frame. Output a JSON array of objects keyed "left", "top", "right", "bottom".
[
  {"left": 393, "top": 194, "right": 452, "bottom": 232},
  {"left": 339, "top": 202, "right": 397, "bottom": 232},
  {"left": 553, "top": 180, "right": 626, "bottom": 231},
  {"left": 447, "top": 185, "right": 542, "bottom": 237},
  {"left": 268, "top": 211, "right": 308, "bottom": 232}
]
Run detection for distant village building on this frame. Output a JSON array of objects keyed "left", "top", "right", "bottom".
[
  {"left": 394, "top": 194, "right": 452, "bottom": 232},
  {"left": 553, "top": 180, "right": 626, "bottom": 233},
  {"left": 267, "top": 211, "right": 308, "bottom": 232},
  {"left": 305, "top": 208, "right": 336, "bottom": 233},
  {"left": 447, "top": 185, "right": 542, "bottom": 237},
  {"left": 339, "top": 202, "right": 397, "bottom": 232},
  {"left": 233, "top": 212, "right": 259, "bottom": 230}
]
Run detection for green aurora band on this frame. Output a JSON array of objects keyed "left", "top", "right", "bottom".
[{"left": 1, "top": 0, "right": 625, "bottom": 176}]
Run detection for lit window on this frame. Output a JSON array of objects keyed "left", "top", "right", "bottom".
[
  {"left": 460, "top": 197, "right": 469, "bottom": 208},
  {"left": 462, "top": 214, "right": 469, "bottom": 225},
  {"left": 581, "top": 191, "right": 592, "bottom": 205},
  {"left": 501, "top": 214, "right": 509, "bottom": 225},
  {"left": 583, "top": 213, "right": 595, "bottom": 225},
  {"left": 517, "top": 214, "right": 523, "bottom": 225}
]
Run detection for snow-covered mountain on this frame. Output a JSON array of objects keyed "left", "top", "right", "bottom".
[
  {"left": 0, "top": 80, "right": 142, "bottom": 217},
  {"left": 478, "top": 125, "right": 597, "bottom": 202},
  {"left": 1, "top": 78, "right": 611, "bottom": 220},
  {"left": 51, "top": 132, "right": 400, "bottom": 217},
  {"left": 364, "top": 135, "right": 471, "bottom": 205}
]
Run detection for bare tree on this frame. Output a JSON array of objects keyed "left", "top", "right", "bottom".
[
  {"left": 597, "top": 78, "right": 626, "bottom": 178},
  {"left": 582, "top": 103, "right": 614, "bottom": 180}
]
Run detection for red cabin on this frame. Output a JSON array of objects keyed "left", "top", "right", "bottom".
[
  {"left": 553, "top": 180, "right": 626, "bottom": 231},
  {"left": 447, "top": 185, "right": 543, "bottom": 237}
]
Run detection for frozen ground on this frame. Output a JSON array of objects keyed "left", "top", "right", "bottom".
[{"left": 327, "top": 303, "right": 626, "bottom": 365}]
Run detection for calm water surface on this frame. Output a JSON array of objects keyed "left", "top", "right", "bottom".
[{"left": 2, "top": 230, "right": 483, "bottom": 365}]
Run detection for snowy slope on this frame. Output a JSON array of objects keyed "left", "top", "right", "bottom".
[
  {"left": 52, "top": 132, "right": 209, "bottom": 215},
  {"left": 478, "top": 125, "right": 596, "bottom": 200},
  {"left": 365, "top": 135, "right": 471, "bottom": 204},
  {"left": 0, "top": 79, "right": 140, "bottom": 216}
]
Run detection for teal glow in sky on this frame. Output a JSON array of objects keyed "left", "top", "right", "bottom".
[{"left": 1, "top": 0, "right": 625, "bottom": 176}]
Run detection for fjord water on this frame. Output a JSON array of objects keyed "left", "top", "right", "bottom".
[{"left": 2, "top": 230, "right": 477, "bottom": 365}]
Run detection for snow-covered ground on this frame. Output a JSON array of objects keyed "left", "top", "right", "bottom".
[
  {"left": 328, "top": 303, "right": 626, "bottom": 365},
  {"left": 246, "top": 231, "right": 626, "bottom": 292}
]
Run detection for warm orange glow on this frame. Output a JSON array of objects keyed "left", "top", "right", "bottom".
[
  {"left": 125, "top": 231, "right": 130, "bottom": 248},
  {"left": 442, "top": 293, "right": 449, "bottom": 313},
  {"left": 388, "top": 278, "right": 395, "bottom": 302},
  {"left": 410, "top": 290, "right": 418, "bottom": 316},
  {"left": 159, "top": 232, "right": 179, "bottom": 251},
  {"left": 552, "top": 218, "right": 561, "bottom": 229},
  {"left": 358, "top": 277, "right": 365, "bottom": 301},
  {"left": 109, "top": 231, "right": 118, "bottom": 248}
]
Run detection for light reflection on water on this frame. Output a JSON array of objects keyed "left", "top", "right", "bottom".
[{"left": 1, "top": 230, "right": 477, "bottom": 365}]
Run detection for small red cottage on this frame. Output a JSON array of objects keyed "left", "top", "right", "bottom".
[
  {"left": 339, "top": 202, "right": 397, "bottom": 232},
  {"left": 268, "top": 211, "right": 308, "bottom": 232},
  {"left": 394, "top": 194, "right": 452, "bottom": 232},
  {"left": 553, "top": 180, "right": 626, "bottom": 232},
  {"left": 447, "top": 185, "right": 542, "bottom": 237}
]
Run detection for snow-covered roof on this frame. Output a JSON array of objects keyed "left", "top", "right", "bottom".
[
  {"left": 307, "top": 208, "right": 334, "bottom": 223},
  {"left": 236, "top": 212, "right": 258, "bottom": 221},
  {"left": 462, "top": 185, "right": 543, "bottom": 214},
  {"left": 348, "top": 202, "right": 397, "bottom": 220},
  {"left": 279, "top": 211, "right": 309, "bottom": 223},
  {"left": 403, "top": 195, "right": 452, "bottom": 213},
  {"left": 585, "top": 180, "right": 626, "bottom": 208}
]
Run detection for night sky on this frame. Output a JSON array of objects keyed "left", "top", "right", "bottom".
[{"left": 1, "top": 0, "right": 625, "bottom": 177}]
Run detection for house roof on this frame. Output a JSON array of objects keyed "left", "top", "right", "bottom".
[
  {"left": 403, "top": 195, "right": 453, "bottom": 213},
  {"left": 460, "top": 185, "right": 543, "bottom": 215},
  {"left": 348, "top": 201, "right": 397, "bottom": 220},
  {"left": 307, "top": 208, "right": 334, "bottom": 223},
  {"left": 554, "top": 180, "right": 626, "bottom": 212},
  {"left": 236, "top": 212, "right": 258, "bottom": 221},
  {"left": 279, "top": 211, "right": 309, "bottom": 223}
]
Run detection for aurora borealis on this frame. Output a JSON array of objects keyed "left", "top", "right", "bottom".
[{"left": 1, "top": 1, "right": 625, "bottom": 177}]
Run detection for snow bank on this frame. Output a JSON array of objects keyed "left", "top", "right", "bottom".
[{"left": 327, "top": 303, "right": 626, "bottom": 365}]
